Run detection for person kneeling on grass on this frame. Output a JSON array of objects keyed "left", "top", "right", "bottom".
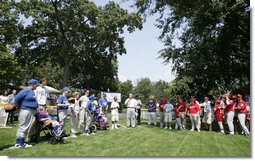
[{"left": 38, "top": 107, "right": 64, "bottom": 137}]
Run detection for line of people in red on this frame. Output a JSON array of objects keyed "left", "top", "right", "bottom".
[{"left": 157, "top": 94, "right": 250, "bottom": 136}]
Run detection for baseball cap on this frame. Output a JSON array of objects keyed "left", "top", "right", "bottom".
[
  {"left": 28, "top": 79, "right": 39, "bottom": 85},
  {"left": 237, "top": 94, "right": 242, "bottom": 98},
  {"left": 216, "top": 99, "right": 221, "bottom": 104},
  {"left": 190, "top": 98, "right": 196, "bottom": 102},
  {"left": 89, "top": 95, "right": 96, "bottom": 100},
  {"left": 62, "top": 87, "right": 70, "bottom": 92}
]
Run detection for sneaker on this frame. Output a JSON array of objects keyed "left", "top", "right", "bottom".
[
  {"left": 91, "top": 132, "right": 96, "bottom": 135},
  {"left": 169, "top": 127, "right": 172, "bottom": 130},
  {"left": 229, "top": 132, "right": 234, "bottom": 135},
  {"left": 20, "top": 143, "right": 32, "bottom": 148},
  {"left": 190, "top": 129, "right": 194, "bottom": 131},
  {"left": 197, "top": 129, "right": 200, "bottom": 132},
  {"left": 164, "top": 127, "right": 168, "bottom": 129},
  {"left": 70, "top": 134, "right": 77, "bottom": 138},
  {"left": 221, "top": 130, "right": 225, "bottom": 134},
  {"left": 85, "top": 133, "right": 90, "bottom": 136}
]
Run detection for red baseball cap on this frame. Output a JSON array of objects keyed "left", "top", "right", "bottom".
[
  {"left": 237, "top": 94, "right": 242, "bottom": 98},
  {"left": 223, "top": 94, "right": 229, "bottom": 98},
  {"left": 190, "top": 98, "right": 196, "bottom": 102},
  {"left": 232, "top": 95, "right": 237, "bottom": 99},
  {"left": 216, "top": 99, "right": 221, "bottom": 104}
]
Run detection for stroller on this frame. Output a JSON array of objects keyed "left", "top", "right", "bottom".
[
  {"left": 92, "top": 106, "right": 109, "bottom": 131},
  {"left": 28, "top": 110, "right": 67, "bottom": 144}
]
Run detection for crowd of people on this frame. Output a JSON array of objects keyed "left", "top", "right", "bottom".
[{"left": 0, "top": 78, "right": 251, "bottom": 149}]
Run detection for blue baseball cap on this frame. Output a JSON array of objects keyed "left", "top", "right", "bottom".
[
  {"left": 89, "top": 95, "right": 96, "bottom": 100},
  {"left": 27, "top": 79, "right": 39, "bottom": 85},
  {"left": 62, "top": 87, "right": 70, "bottom": 92}
]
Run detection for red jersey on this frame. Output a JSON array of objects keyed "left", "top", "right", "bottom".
[
  {"left": 188, "top": 104, "right": 200, "bottom": 114},
  {"left": 177, "top": 102, "right": 187, "bottom": 112},
  {"left": 224, "top": 100, "right": 234, "bottom": 112},
  {"left": 159, "top": 100, "right": 167, "bottom": 112},
  {"left": 235, "top": 100, "right": 246, "bottom": 113},
  {"left": 214, "top": 105, "right": 223, "bottom": 122},
  {"left": 173, "top": 107, "right": 180, "bottom": 118}
]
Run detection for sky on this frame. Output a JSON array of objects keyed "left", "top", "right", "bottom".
[{"left": 93, "top": 0, "right": 176, "bottom": 84}]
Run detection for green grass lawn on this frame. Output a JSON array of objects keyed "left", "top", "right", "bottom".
[{"left": 0, "top": 112, "right": 251, "bottom": 157}]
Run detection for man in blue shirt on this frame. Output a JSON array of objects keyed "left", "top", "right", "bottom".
[
  {"left": 13, "top": 79, "right": 39, "bottom": 148},
  {"left": 98, "top": 94, "right": 108, "bottom": 116}
]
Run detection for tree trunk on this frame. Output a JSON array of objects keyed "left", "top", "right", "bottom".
[{"left": 62, "top": 59, "right": 71, "bottom": 87}]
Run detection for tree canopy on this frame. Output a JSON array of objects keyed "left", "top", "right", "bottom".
[
  {"left": 1, "top": 0, "right": 142, "bottom": 90},
  {"left": 134, "top": 0, "right": 250, "bottom": 99}
]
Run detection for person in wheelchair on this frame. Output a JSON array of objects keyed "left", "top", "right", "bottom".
[{"left": 37, "top": 107, "right": 64, "bottom": 137}]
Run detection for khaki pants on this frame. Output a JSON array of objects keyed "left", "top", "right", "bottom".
[
  {"left": 237, "top": 113, "right": 250, "bottom": 135},
  {"left": 190, "top": 114, "right": 200, "bottom": 130},
  {"left": 79, "top": 108, "right": 86, "bottom": 133},
  {"left": 127, "top": 108, "right": 136, "bottom": 127}
]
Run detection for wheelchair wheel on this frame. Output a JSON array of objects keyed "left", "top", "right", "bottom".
[{"left": 91, "top": 125, "right": 97, "bottom": 133}]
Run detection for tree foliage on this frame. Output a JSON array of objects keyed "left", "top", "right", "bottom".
[
  {"left": 2, "top": 0, "right": 142, "bottom": 90},
  {"left": 134, "top": 0, "right": 250, "bottom": 98}
]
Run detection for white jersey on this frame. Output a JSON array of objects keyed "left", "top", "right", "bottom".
[
  {"left": 136, "top": 99, "right": 142, "bottom": 109},
  {"left": 0, "top": 95, "right": 9, "bottom": 104},
  {"left": 110, "top": 101, "right": 119, "bottom": 115},
  {"left": 79, "top": 95, "right": 89, "bottom": 108},
  {"left": 35, "top": 86, "right": 48, "bottom": 105},
  {"left": 125, "top": 98, "right": 137, "bottom": 108}
]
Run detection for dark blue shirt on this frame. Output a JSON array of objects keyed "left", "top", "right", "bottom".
[
  {"left": 86, "top": 101, "right": 94, "bottom": 113},
  {"left": 148, "top": 102, "right": 157, "bottom": 112},
  {"left": 14, "top": 87, "right": 38, "bottom": 110},
  {"left": 57, "top": 95, "right": 68, "bottom": 110},
  {"left": 98, "top": 98, "right": 108, "bottom": 108}
]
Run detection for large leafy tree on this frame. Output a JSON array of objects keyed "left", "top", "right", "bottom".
[
  {"left": 12, "top": 0, "right": 142, "bottom": 89},
  {"left": 0, "top": 0, "right": 22, "bottom": 89},
  {"left": 134, "top": 0, "right": 250, "bottom": 98}
]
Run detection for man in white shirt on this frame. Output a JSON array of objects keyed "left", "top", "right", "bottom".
[
  {"left": 35, "top": 78, "right": 48, "bottom": 111},
  {"left": 125, "top": 93, "right": 137, "bottom": 128},
  {"left": 78, "top": 90, "right": 90, "bottom": 134}
]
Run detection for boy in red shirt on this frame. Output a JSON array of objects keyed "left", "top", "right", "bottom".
[
  {"left": 176, "top": 97, "right": 188, "bottom": 129},
  {"left": 214, "top": 99, "right": 225, "bottom": 133},
  {"left": 173, "top": 106, "right": 182, "bottom": 130}
]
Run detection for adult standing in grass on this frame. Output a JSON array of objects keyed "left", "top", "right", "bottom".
[
  {"left": 7, "top": 89, "right": 17, "bottom": 124},
  {"left": 13, "top": 79, "right": 39, "bottom": 148},
  {"left": 223, "top": 94, "right": 235, "bottom": 135},
  {"left": 158, "top": 96, "right": 167, "bottom": 128},
  {"left": 187, "top": 98, "right": 200, "bottom": 132},
  {"left": 235, "top": 94, "right": 250, "bottom": 136},
  {"left": 135, "top": 95, "right": 142, "bottom": 125},
  {"left": 125, "top": 93, "right": 137, "bottom": 128},
  {"left": 110, "top": 96, "right": 120, "bottom": 129},
  {"left": 147, "top": 96, "right": 157, "bottom": 126},
  {"left": 78, "top": 89, "right": 90, "bottom": 134},
  {"left": 57, "top": 87, "right": 70, "bottom": 129},
  {"left": 35, "top": 78, "right": 48, "bottom": 111},
  {"left": 214, "top": 99, "right": 225, "bottom": 133},
  {"left": 176, "top": 96, "right": 188, "bottom": 129}
]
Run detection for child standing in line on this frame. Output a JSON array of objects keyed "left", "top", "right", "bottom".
[
  {"left": 110, "top": 96, "right": 119, "bottom": 129},
  {"left": 163, "top": 99, "right": 174, "bottom": 129},
  {"left": 173, "top": 106, "right": 182, "bottom": 130}
]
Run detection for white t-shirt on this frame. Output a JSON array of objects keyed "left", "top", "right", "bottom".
[
  {"left": 125, "top": 98, "right": 137, "bottom": 108},
  {"left": 79, "top": 95, "right": 89, "bottom": 108},
  {"left": 136, "top": 99, "right": 142, "bottom": 109},
  {"left": 0, "top": 95, "right": 9, "bottom": 104},
  {"left": 110, "top": 101, "right": 119, "bottom": 115},
  {"left": 164, "top": 103, "right": 174, "bottom": 113},
  {"left": 35, "top": 86, "right": 48, "bottom": 105}
]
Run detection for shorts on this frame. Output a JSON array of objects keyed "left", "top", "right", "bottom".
[
  {"left": 111, "top": 113, "right": 119, "bottom": 121},
  {"left": 164, "top": 112, "right": 173, "bottom": 122}
]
